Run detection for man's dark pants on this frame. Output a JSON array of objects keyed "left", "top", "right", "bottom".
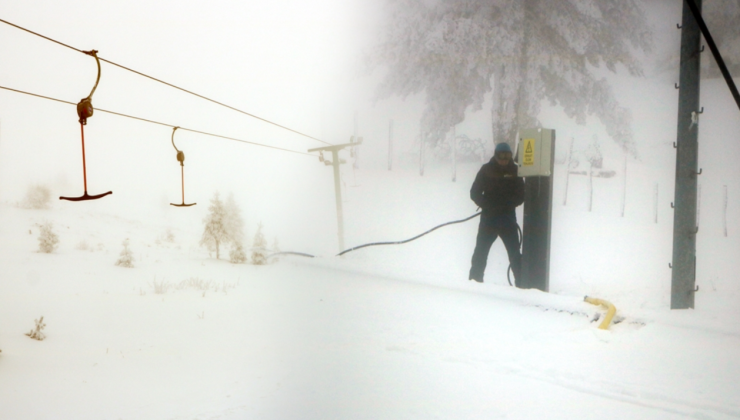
[{"left": 469, "top": 212, "right": 521, "bottom": 284}]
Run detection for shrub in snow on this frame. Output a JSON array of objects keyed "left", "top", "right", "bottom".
[
  {"left": 21, "top": 184, "right": 51, "bottom": 209},
  {"left": 115, "top": 238, "right": 135, "bottom": 268},
  {"left": 37, "top": 222, "right": 59, "bottom": 253},
  {"left": 156, "top": 228, "right": 175, "bottom": 245},
  {"left": 150, "top": 276, "right": 170, "bottom": 294},
  {"left": 76, "top": 240, "right": 90, "bottom": 251},
  {"left": 26, "top": 316, "right": 46, "bottom": 341},
  {"left": 229, "top": 242, "right": 247, "bottom": 264},
  {"left": 251, "top": 222, "right": 268, "bottom": 265}
]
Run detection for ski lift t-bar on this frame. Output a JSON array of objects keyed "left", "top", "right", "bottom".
[
  {"left": 60, "top": 50, "right": 112, "bottom": 202},
  {"left": 308, "top": 138, "right": 362, "bottom": 253},
  {"left": 170, "top": 127, "right": 196, "bottom": 207}
]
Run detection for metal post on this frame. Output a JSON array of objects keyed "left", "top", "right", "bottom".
[
  {"left": 723, "top": 185, "right": 728, "bottom": 237},
  {"left": 353, "top": 112, "right": 359, "bottom": 170},
  {"left": 654, "top": 183, "right": 659, "bottom": 224},
  {"left": 671, "top": 0, "right": 702, "bottom": 309},
  {"left": 331, "top": 149, "right": 344, "bottom": 252},
  {"left": 308, "top": 139, "right": 362, "bottom": 253},
  {"left": 519, "top": 129, "right": 555, "bottom": 292},
  {"left": 621, "top": 154, "right": 627, "bottom": 217},
  {"left": 451, "top": 126, "right": 457, "bottom": 182},
  {"left": 419, "top": 133, "right": 425, "bottom": 176},
  {"left": 388, "top": 119, "right": 394, "bottom": 171},
  {"left": 563, "top": 137, "right": 574, "bottom": 206}
]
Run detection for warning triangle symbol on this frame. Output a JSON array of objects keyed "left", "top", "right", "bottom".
[{"left": 525, "top": 142, "right": 533, "bottom": 153}]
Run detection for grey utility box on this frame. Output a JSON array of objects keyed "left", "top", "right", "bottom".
[{"left": 517, "top": 128, "right": 554, "bottom": 177}]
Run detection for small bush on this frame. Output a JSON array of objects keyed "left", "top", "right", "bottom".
[
  {"left": 21, "top": 184, "right": 51, "bottom": 209},
  {"left": 150, "top": 277, "right": 170, "bottom": 294},
  {"left": 37, "top": 222, "right": 59, "bottom": 253},
  {"left": 149, "top": 277, "right": 236, "bottom": 295},
  {"left": 251, "top": 223, "right": 268, "bottom": 265},
  {"left": 26, "top": 316, "right": 46, "bottom": 341},
  {"left": 115, "top": 238, "right": 135, "bottom": 268}
]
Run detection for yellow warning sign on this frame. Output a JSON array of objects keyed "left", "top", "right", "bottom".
[{"left": 523, "top": 138, "right": 535, "bottom": 166}]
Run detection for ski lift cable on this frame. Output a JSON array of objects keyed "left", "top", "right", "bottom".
[
  {"left": 0, "top": 18, "right": 332, "bottom": 146},
  {"left": 0, "top": 84, "right": 314, "bottom": 157}
]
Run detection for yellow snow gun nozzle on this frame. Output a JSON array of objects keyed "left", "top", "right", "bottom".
[{"left": 584, "top": 296, "right": 617, "bottom": 330}]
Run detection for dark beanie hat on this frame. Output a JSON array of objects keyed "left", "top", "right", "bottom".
[{"left": 494, "top": 142, "right": 512, "bottom": 154}]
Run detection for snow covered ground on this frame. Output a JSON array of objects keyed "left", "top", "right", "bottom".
[
  {"left": 2, "top": 0, "right": 740, "bottom": 418},
  {"left": 1, "top": 151, "right": 739, "bottom": 419}
]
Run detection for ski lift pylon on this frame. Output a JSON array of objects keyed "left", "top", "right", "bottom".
[
  {"left": 170, "top": 127, "right": 196, "bottom": 207},
  {"left": 60, "top": 49, "right": 112, "bottom": 202}
]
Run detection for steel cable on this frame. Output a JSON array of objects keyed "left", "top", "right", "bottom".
[
  {"left": 0, "top": 18, "right": 331, "bottom": 146},
  {"left": 0, "top": 84, "right": 314, "bottom": 157}
]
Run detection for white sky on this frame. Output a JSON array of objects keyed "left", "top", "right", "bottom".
[{"left": 0, "top": 0, "right": 384, "bottom": 249}]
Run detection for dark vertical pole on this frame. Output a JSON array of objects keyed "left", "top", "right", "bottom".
[
  {"left": 520, "top": 131, "right": 555, "bottom": 292},
  {"left": 671, "top": 0, "right": 702, "bottom": 309}
]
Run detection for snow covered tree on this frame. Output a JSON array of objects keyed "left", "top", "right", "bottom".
[
  {"left": 229, "top": 242, "right": 247, "bottom": 264},
  {"left": 200, "top": 192, "right": 229, "bottom": 259},
  {"left": 115, "top": 238, "right": 135, "bottom": 268},
  {"left": 224, "top": 193, "right": 246, "bottom": 247},
  {"left": 251, "top": 222, "right": 268, "bottom": 265},
  {"left": 37, "top": 222, "right": 59, "bottom": 253},
  {"left": 201, "top": 192, "right": 247, "bottom": 260},
  {"left": 370, "top": 0, "right": 652, "bottom": 156}
]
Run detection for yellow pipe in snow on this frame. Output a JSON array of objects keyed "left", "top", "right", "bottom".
[{"left": 584, "top": 296, "right": 617, "bottom": 330}]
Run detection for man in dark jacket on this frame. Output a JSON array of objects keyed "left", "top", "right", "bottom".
[{"left": 469, "top": 142, "right": 525, "bottom": 284}]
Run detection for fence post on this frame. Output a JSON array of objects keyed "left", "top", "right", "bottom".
[
  {"left": 388, "top": 119, "right": 393, "bottom": 171},
  {"left": 451, "top": 126, "right": 457, "bottom": 182},
  {"left": 654, "top": 183, "right": 659, "bottom": 224},
  {"left": 724, "top": 185, "right": 728, "bottom": 237}
]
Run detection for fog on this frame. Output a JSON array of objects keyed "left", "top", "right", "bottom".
[
  {"left": 0, "top": 0, "right": 383, "bottom": 254},
  {"left": 0, "top": 0, "right": 738, "bottom": 256}
]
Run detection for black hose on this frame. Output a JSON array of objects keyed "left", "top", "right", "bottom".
[
  {"left": 267, "top": 251, "right": 315, "bottom": 258},
  {"left": 267, "top": 213, "right": 516, "bottom": 286},
  {"left": 337, "top": 212, "right": 482, "bottom": 256},
  {"left": 506, "top": 223, "right": 523, "bottom": 287}
]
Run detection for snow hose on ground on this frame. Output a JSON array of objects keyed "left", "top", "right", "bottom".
[
  {"left": 583, "top": 296, "right": 617, "bottom": 330},
  {"left": 337, "top": 212, "right": 482, "bottom": 256}
]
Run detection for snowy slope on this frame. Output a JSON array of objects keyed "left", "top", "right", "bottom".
[{"left": 1, "top": 155, "right": 739, "bottom": 419}]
